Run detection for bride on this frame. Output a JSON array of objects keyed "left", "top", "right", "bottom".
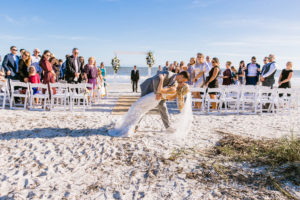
[{"left": 109, "top": 71, "right": 192, "bottom": 138}]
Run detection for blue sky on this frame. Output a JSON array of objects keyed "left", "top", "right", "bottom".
[{"left": 1, "top": 0, "right": 300, "bottom": 69}]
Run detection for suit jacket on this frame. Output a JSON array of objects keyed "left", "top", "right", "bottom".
[
  {"left": 65, "top": 55, "right": 81, "bottom": 82},
  {"left": 131, "top": 69, "right": 139, "bottom": 81},
  {"left": 140, "top": 71, "right": 176, "bottom": 97},
  {"left": 2, "top": 53, "right": 19, "bottom": 78}
]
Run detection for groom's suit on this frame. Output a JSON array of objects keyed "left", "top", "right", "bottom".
[{"left": 140, "top": 71, "right": 176, "bottom": 128}]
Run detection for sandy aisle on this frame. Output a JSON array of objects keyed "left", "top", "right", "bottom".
[{"left": 0, "top": 83, "right": 299, "bottom": 199}]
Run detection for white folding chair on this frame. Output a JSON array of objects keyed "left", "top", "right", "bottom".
[
  {"left": 29, "top": 83, "right": 50, "bottom": 111},
  {"left": 223, "top": 86, "right": 240, "bottom": 114},
  {"left": 240, "top": 88, "right": 258, "bottom": 114},
  {"left": 0, "top": 81, "right": 10, "bottom": 109},
  {"left": 275, "top": 88, "right": 292, "bottom": 115},
  {"left": 190, "top": 87, "right": 206, "bottom": 113},
  {"left": 205, "top": 88, "right": 223, "bottom": 114},
  {"left": 50, "top": 83, "right": 69, "bottom": 111},
  {"left": 10, "top": 80, "right": 29, "bottom": 110},
  {"left": 69, "top": 83, "right": 89, "bottom": 112},
  {"left": 257, "top": 87, "right": 275, "bottom": 114}
]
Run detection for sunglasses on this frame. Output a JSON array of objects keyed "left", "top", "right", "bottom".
[
  {"left": 212, "top": 61, "right": 216, "bottom": 63},
  {"left": 12, "top": 49, "right": 18, "bottom": 51}
]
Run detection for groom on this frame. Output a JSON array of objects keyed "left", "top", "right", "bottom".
[{"left": 138, "top": 70, "right": 177, "bottom": 132}]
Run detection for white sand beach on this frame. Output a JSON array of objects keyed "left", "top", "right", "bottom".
[{"left": 0, "top": 83, "right": 299, "bottom": 199}]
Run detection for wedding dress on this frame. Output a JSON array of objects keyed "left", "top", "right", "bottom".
[{"left": 108, "top": 87, "right": 192, "bottom": 138}]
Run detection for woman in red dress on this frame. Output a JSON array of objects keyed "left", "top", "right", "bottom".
[{"left": 39, "top": 50, "right": 56, "bottom": 98}]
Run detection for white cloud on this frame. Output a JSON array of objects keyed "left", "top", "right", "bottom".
[{"left": 1, "top": 15, "right": 44, "bottom": 25}]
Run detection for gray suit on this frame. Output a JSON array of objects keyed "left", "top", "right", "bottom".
[{"left": 140, "top": 71, "right": 176, "bottom": 128}]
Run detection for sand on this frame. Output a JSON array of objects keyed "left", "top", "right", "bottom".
[{"left": 0, "top": 83, "right": 299, "bottom": 199}]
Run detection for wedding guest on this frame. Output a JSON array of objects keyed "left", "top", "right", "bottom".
[
  {"left": 163, "top": 61, "right": 169, "bottom": 71},
  {"left": 20, "top": 49, "right": 25, "bottom": 57},
  {"left": 57, "top": 59, "right": 63, "bottom": 81},
  {"left": 231, "top": 66, "right": 237, "bottom": 77},
  {"left": 31, "top": 48, "right": 42, "bottom": 79},
  {"left": 39, "top": 50, "right": 56, "bottom": 98},
  {"left": 222, "top": 61, "right": 232, "bottom": 85},
  {"left": 233, "top": 75, "right": 239, "bottom": 86},
  {"left": 157, "top": 65, "right": 162, "bottom": 74},
  {"left": 2, "top": 46, "right": 20, "bottom": 80},
  {"left": 193, "top": 53, "right": 210, "bottom": 87},
  {"left": 18, "top": 51, "right": 31, "bottom": 83},
  {"left": 131, "top": 65, "right": 139, "bottom": 92},
  {"left": 65, "top": 48, "right": 80, "bottom": 83},
  {"left": 168, "top": 63, "right": 174, "bottom": 72},
  {"left": 84, "top": 57, "right": 98, "bottom": 101},
  {"left": 61, "top": 54, "right": 70, "bottom": 80},
  {"left": 206, "top": 56, "right": 212, "bottom": 69},
  {"left": 205, "top": 57, "right": 220, "bottom": 110},
  {"left": 79, "top": 56, "right": 86, "bottom": 83},
  {"left": 245, "top": 56, "right": 260, "bottom": 85},
  {"left": 237, "top": 60, "right": 245, "bottom": 85},
  {"left": 100, "top": 62, "right": 107, "bottom": 97},
  {"left": 187, "top": 57, "right": 196, "bottom": 85},
  {"left": 179, "top": 61, "right": 186, "bottom": 72},
  {"left": 28, "top": 66, "right": 40, "bottom": 103},
  {"left": 260, "top": 54, "right": 277, "bottom": 88},
  {"left": 50, "top": 57, "right": 60, "bottom": 82},
  {"left": 278, "top": 61, "right": 293, "bottom": 89},
  {"left": 260, "top": 57, "right": 269, "bottom": 82}
]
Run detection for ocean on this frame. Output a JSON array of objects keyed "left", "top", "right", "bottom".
[{"left": 104, "top": 66, "right": 300, "bottom": 87}]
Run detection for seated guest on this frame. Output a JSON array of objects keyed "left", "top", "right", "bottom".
[
  {"left": 260, "top": 54, "right": 277, "bottom": 88},
  {"left": 278, "top": 61, "right": 293, "bottom": 89},
  {"left": 245, "top": 56, "right": 260, "bottom": 85},
  {"left": 222, "top": 61, "right": 232, "bottom": 85},
  {"left": 18, "top": 51, "right": 31, "bottom": 83},
  {"left": 205, "top": 57, "right": 220, "bottom": 110},
  {"left": 28, "top": 66, "right": 40, "bottom": 103}
]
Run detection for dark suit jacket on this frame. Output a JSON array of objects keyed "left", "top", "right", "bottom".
[
  {"left": 2, "top": 53, "right": 20, "bottom": 79},
  {"left": 131, "top": 69, "right": 139, "bottom": 81},
  {"left": 18, "top": 59, "right": 29, "bottom": 82},
  {"left": 65, "top": 55, "right": 81, "bottom": 83}
]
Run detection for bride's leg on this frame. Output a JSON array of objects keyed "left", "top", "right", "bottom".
[{"left": 158, "top": 100, "right": 170, "bottom": 129}]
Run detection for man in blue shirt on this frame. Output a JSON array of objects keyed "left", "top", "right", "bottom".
[{"left": 2, "top": 46, "right": 20, "bottom": 80}]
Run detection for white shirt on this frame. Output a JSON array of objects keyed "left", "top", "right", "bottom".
[
  {"left": 74, "top": 57, "right": 79, "bottom": 73},
  {"left": 262, "top": 62, "right": 277, "bottom": 78},
  {"left": 194, "top": 62, "right": 210, "bottom": 86},
  {"left": 31, "top": 55, "right": 41, "bottom": 72},
  {"left": 247, "top": 64, "right": 258, "bottom": 76}
]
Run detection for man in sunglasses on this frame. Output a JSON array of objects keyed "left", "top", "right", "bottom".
[
  {"left": 2, "top": 46, "right": 20, "bottom": 80},
  {"left": 65, "top": 48, "right": 81, "bottom": 83}
]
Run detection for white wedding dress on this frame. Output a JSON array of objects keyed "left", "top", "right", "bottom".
[{"left": 108, "top": 91, "right": 193, "bottom": 138}]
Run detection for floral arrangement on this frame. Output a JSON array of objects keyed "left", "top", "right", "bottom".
[
  {"left": 146, "top": 51, "right": 155, "bottom": 68},
  {"left": 111, "top": 56, "right": 120, "bottom": 73}
]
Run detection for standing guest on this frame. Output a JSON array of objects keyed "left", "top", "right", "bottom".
[
  {"left": 231, "top": 66, "right": 237, "bottom": 77},
  {"left": 260, "top": 57, "right": 270, "bottom": 81},
  {"left": 39, "top": 50, "right": 56, "bottom": 98},
  {"left": 131, "top": 65, "right": 139, "bottom": 93},
  {"left": 163, "top": 61, "right": 169, "bottom": 71},
  {"left": 278, "top": 61, "right": 293, "bottom": 89},
  {"left": 206, "top": 56, "right": 212, "bottom": 69},
  {"left": 237, "top": 60, "right": 246, "bottom": 85},
  {"left": 78, "top": 56, "right": 86, "bottom": 83},
  {"left": 50, "top": 57, "right": 60, "bottom": 82},
  {"left": 193, "top": 53, "right": 210, "bottom": 87},
  {"left": 233, "top": 75, "right": 239, "bottom": 85},
  {"left": 205, "top": 57, "right": 220, "bottom": 110},
  {"left": 187, "top": 57, "right": 196, "bottom": 85},
  {"left": 260, "top": 54, "right": 277, "bottom": 88},
  {"left": 157, "top": 65, "right": 162, "bottom": 74},
  {"left": 20, "top": 49, "right": 25, "bottom": 57},
  {"left": 57, "top": 59, "right": 63, "bottom": 81},
  {"left": 222, "top": 61, "right": 232, "bottom": 85},
  {"left": 31, "top": 48, "right": 42, "bottom": 80},
  {"left": 61, "top": 54, "right": 70, "bottom": 80},
  {"left": 245, "top": 56, "right": 260, "bottom": 85},
  {"left": 28, "top": 66, "right": 40, "bottom": 103},
  {"left": 179, "top": 61, "right": 186, "bottom": 72},
  {"left": 100, "top": 62, "right": 107, "bottom": 97},
  {"left": 168, "top": 63, "right": 174, "bottom": 72},
  {"left": 2, "top": 46, "right": 20, "bottom": 80},
  {"left": 18, "top": 51, "right": 31, "bottom": 83},
  {"left": 65, "top": 48, "right": 80, "bottom": 83},
  {"left": 84, "top": 57, "right": 98, "bottom": 102}
]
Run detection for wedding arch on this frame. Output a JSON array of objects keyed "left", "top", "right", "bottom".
[{"left": 112, "top": 51, "right": 155, "bottom": 77}]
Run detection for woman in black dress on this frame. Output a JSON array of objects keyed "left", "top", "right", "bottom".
[
  {"left": 278, "top": 61, "right": 293, "bottom": 88},
  {"left": 205, "top": 57, "right": 220, "bottom": 110},
  {"left": 18, "top": 51, "right": 31, "bottom": 83}
]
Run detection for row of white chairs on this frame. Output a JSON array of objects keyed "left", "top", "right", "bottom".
[
  {"left": 0, "top": 80, "right": 98, "bottom": 111},
  {"left": 190, "top": 85, "right": 299, "bottom": 115}
]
